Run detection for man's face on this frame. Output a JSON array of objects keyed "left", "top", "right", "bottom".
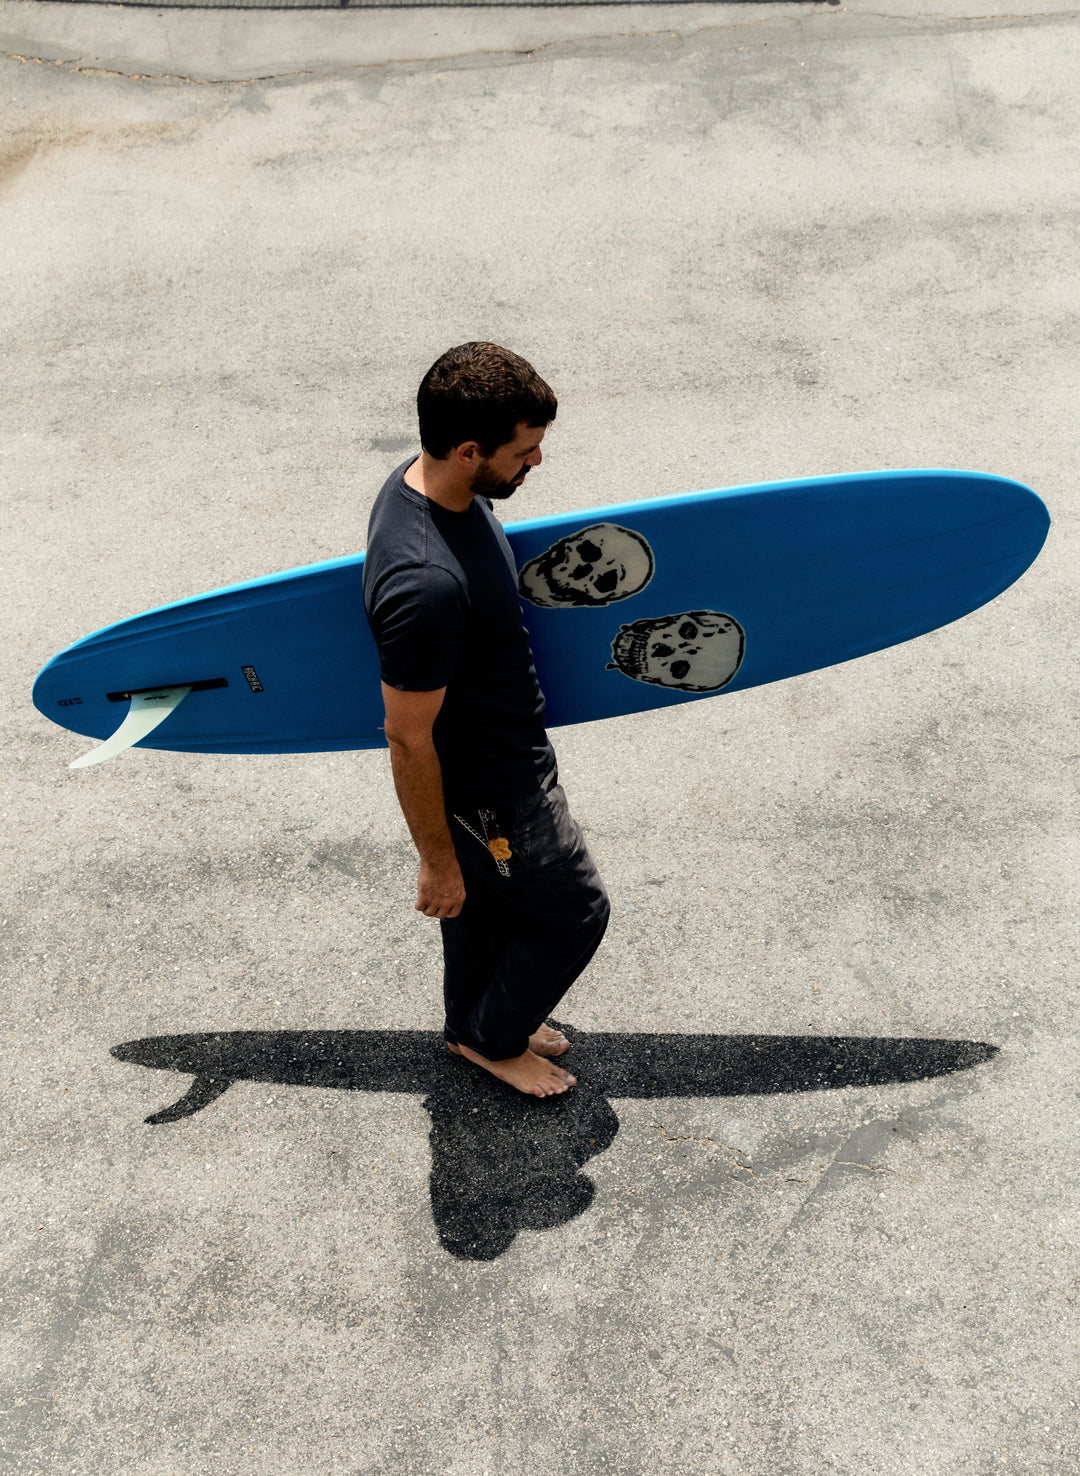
[{"left": 470, "top": 421, "right": 546, "bottom": 501}]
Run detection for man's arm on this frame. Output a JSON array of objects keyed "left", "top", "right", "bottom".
[{"left": 381, "top": 681, "right": 466, "bottom": 919}]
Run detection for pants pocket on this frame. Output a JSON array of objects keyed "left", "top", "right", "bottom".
[
  {"left": 451, "top": 808, "right": 513, "bottom": 877},
  {"left": 512, "top": 784, "right": 583, "bottom": 872}
]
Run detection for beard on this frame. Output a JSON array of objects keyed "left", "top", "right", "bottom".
[{"left": 471, "top": 461, "right": 528, "bottom": 501}]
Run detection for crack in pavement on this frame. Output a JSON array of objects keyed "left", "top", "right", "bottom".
[
  {"left": 3, "top": 5, "right": 1078, "bottom": 86},
  {"left": 649, "top": 1119, "right": 796, "bottom": 1185},
  {"left": 1, "top": 49, "right": 313, "bottom": 83},
  {"left": 650, "top": 1118, "right": 755, "bottom": 1162},
  {"left": 757, "top": 1115, "right": 910, "bottom": 1261}
]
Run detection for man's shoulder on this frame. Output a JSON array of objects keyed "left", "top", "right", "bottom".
[
  {"left": 365, "top": 467, "right": 468, "bottom": 610},
  {"left": 368, "top": 463, "right": 437, "bottom": 558},
  {"left": 367, "top": 459, "right": 422, "bottom": 539}
]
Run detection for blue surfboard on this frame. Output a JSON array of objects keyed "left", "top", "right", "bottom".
[{"left": 31, "top": 469, "right": 1049, "bottom": 762}]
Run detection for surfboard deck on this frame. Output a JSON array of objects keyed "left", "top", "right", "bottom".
[{"left": 32, "top": 469, "right": 1049, "bottom": 759}]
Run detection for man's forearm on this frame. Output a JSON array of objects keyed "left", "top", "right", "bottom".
[
  {"left": 386, "top": 737, "right": 456, "bottom": 865},
  {"left": 380, "top": 684, "right": 465, "bottom": 918}
]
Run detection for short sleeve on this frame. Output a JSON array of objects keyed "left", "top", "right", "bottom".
[{"left": 366, "top": 564, "right": 466, "bottom": 692}]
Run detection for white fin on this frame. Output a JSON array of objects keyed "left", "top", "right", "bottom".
[{"left": 69, "top": 685, "right": 192, "bottom": 769}]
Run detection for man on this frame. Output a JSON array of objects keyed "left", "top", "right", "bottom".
[{"left": 363, "top": 342, "right": 610, "bottom": 1099}]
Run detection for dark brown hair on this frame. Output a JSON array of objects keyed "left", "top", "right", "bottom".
[{"left": 417, "top": 342, "right": 557, "bottom": 459}]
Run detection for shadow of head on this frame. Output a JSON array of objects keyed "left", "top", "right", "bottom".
[{"left": 112, "top": 1026, "right": 997, "bottom": 1260}]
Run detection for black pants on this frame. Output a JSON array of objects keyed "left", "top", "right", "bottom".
[{"left": 441, "top": 769, "right": 610, "bottom": 1061}]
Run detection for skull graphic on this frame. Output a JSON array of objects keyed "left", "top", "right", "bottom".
[
  {"left": 606, "top": 610, "right": 745, "bottom": 692},
  {"left": 518, "top": 524, "right": 655, "bottom": 608}
]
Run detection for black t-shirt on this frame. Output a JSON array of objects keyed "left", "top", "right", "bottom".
[{"left": 363, "top": 459, "right": 554, "bottom": 803}]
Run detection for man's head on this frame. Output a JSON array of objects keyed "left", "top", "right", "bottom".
[{"left": 417, "top": 342, "right": 557, "bottom": 500}]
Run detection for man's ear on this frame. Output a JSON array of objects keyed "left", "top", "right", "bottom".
[{"left": 453, "top": 440, "right": 484, "bottom": 469}]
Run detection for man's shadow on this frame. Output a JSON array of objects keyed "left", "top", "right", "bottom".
[{"left": 111, "top": 1025, "right": 997, "bottom": 1261}]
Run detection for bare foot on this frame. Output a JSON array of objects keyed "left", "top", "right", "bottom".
[
  {"left": 528, "top": 1024, "right": 570, "bottom": 1057},
  {"left": 447, "top": 1024, "right": 568, "bottom": 1059},
  {"left": 448, "top": 1042, "right": 576, "bottom": 1098}
]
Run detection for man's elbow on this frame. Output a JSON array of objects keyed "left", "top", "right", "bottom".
[
  {"left": 381, "top": 684, "right": 445, "bottom": 754},
  {"left": 384, "top": 724, "right": 436, "bottom": 756}
]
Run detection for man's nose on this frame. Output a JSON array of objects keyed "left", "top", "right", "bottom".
[{"left": 526, "top": 448, "right": 543, "bottom": 467}]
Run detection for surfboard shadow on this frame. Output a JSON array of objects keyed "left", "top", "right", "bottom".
[{"left": 111, "top": 1026, "right": 997, "bottom": 1261}]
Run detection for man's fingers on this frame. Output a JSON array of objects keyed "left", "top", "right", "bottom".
[{"left": 415, "top": 898, "right": 464, "bottom": 919}]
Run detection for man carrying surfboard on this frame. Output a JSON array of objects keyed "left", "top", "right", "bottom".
[{"left": 363, "top": 343, "right": 610, "bottom": 1099}]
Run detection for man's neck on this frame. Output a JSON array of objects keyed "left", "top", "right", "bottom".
[{"left": 403, "top": 452, "right": 475, "bottom": 514}]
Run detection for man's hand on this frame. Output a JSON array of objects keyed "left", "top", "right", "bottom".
[
  {"left": 416, "top": 856, "right": 466, "bottom": 919},
  {"left": 381, "top": 682, "right": 466, "bottom": 919}
]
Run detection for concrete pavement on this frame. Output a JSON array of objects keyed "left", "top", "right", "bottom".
[{"left": 2, "top": 1, "right": 1079, "bottom": 1471}]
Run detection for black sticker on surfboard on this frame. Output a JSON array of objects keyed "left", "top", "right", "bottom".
[
  {"left": 518, "top": 523, "right": 655, "bottom": 608},
  {"left": 606, "top": 610, "right": 745, "bottom": 692},
  {"left": 241, "top": 665, "right": 264, "bottom": 693}
]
